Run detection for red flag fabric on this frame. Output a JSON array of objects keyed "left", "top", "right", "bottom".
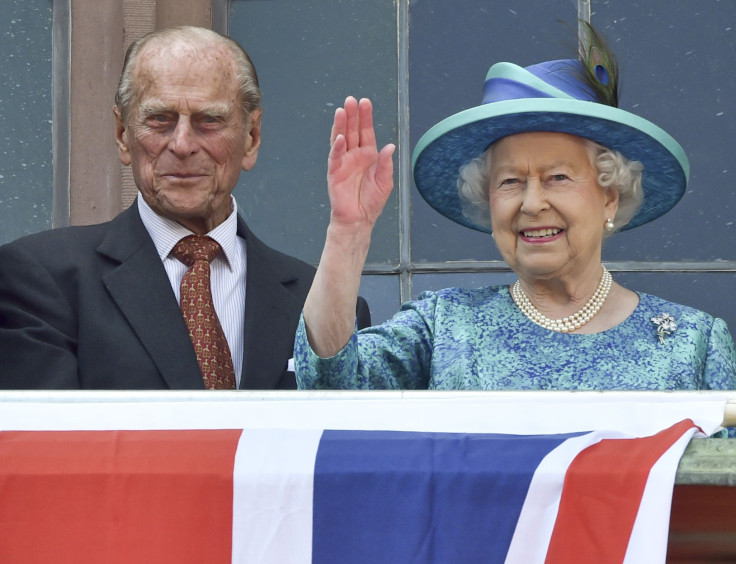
[
  {"left": 0, "top": 429, "right": 242, "bottom": 564},
  {"left": 545, "top": 419, "right": 696, "bottom": 563}
]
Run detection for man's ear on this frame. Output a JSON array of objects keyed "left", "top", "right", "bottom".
[
  {"left": 241, "top": 108, "right": 263, "bottom": 172},
  {"left": 114, "top": 105, "right": 132, "bottom": 166}
]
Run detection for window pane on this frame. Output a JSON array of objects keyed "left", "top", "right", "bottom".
[
  {"left": 408, "top": 0, "right": 578, "bottom": 263},
  {"left": 229, "top": 0, "right": 399, "bottom": 265},
  {"left": 594, "top": 2, "right": 736, "bottom": 261},
  {"left": 0, "top": 0, "right": 53, "bottom": 244},
  {"left": 359, "top": 274, "right": 402, "bottom": 325}
]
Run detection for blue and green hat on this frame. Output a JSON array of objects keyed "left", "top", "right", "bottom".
[{"left": 412, "top": 59, "right": 689, "bottom": 233}]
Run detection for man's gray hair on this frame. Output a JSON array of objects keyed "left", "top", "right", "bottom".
[
  {"left": 114, "top": 26, "right": 262, "bottom": 124},
  {"left": 458, "top": 138, "right": 644, "bottom": 235}
]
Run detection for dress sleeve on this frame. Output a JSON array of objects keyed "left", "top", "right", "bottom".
[
  {"left": 294, "top": 292, "right": 438, "bottom": 390},
  {"left": 703, "top": 318, "right": 736, "bottom": 437},
  {"left": 703, "top": 318, "right": 736, "bottom": 390}
]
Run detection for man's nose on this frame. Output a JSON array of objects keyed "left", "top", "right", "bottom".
[{"left": 169, "top": 117, "right": 199, "bottom": 157}]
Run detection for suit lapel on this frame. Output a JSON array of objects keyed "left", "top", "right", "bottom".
[
  {"left": 238, "top": 219, "right": 306, "bottom": 389},
  {"left": 97, "top": 205, "right": 204, "bottom": 389}
]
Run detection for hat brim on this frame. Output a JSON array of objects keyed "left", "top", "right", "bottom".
[{"left": 412, "top": 98, "right": 689, "bottom": 233}]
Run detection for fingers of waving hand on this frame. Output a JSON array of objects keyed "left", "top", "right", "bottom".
[
  {"left": 329, "top": 100, "right": 348, "bottom": 146},
  {"left": 328, "top": 97, "right": 395, "bottom": 226},
  {"left": 374, "top": 143, "right": 395, "bottom": 195},
  {"left": 330, "top": 96, "right": 376, "bottom": 150}
]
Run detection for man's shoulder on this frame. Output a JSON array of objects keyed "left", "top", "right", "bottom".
[
  {"left": 1, "top": 205, "right": 147, "bottom": 259},
  {"left": 249, "top": 239, "right": 316, "bottom": 289},
  {"left": 237, "top": 217, "right": 316, "bottom": 280},
  {"left": 1, "top": 221, "right": 113, "bottom": 256},
  {"left": 260, "top": 244, "right": 316, "bottom": 277}
]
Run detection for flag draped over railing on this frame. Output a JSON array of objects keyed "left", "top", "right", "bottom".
[
  {"left": 0, "top": 391, "right": 731, "bottom": 563},
  {"left": 0, "top": 420, "right": 702, "bottom": 564}
]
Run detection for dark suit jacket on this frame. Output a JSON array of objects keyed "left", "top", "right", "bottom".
[{"left": 0, "top": 203, "right": 368, "bottom": 389}]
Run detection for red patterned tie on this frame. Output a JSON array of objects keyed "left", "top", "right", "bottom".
[{"left": 171, "top": 235, "right": 236, "bottom": 389}]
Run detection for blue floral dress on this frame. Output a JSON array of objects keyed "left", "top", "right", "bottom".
[{"left": 294, "top": 286, "right": 736, "bottom": 393}]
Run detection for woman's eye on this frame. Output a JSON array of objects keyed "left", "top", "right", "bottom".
[{"left": 550, "top": 174, "right": 569, "bottom": 182}]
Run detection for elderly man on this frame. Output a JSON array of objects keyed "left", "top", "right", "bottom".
[{"left": 0, "top": 26, "right": 366, "bottom": 389}]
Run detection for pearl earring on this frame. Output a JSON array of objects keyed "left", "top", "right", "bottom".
[{"left": 604, "top": 218, "right": 615, "bottom": 232}]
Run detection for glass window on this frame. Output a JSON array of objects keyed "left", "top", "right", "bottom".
[
  {"left": 229, "top": 0, "right": 399, "bottom": 265},
  {"left": 0, "top": 0, "right": 53, "bottom": 244},
  {"left": 592, "top": 2, "right": 736, "bottom": 262}
]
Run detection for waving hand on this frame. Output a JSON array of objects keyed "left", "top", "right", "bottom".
[
  {"left": 302, "top": 96, "right": 396, "bottom": 358},
  {"left": 327, "top": 96, "right": 395, "bottom": 229}
]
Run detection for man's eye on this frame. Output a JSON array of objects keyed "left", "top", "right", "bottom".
[{"left": 200, "top": 115, "right": 227, "bottom": 127}]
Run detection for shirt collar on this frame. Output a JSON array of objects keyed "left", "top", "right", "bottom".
[{"left": 137, "top": 196, "right": 241, "bottom": 272}]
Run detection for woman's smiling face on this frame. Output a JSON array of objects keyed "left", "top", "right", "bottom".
[{"left": 488, "top": 131, "right": 619, "bottom": 283}]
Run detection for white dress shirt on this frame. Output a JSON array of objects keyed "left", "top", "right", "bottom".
[{"left": 137, "top": 197, "right": 247, "bottom": 387}]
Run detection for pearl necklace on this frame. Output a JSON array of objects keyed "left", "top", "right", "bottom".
[{"left": 511, "top": 266, "right": 612, "bottom": 333}]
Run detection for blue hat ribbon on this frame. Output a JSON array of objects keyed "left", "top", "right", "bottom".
[{"left": 482, "top": 60, "right": 598, "bottom": 105}]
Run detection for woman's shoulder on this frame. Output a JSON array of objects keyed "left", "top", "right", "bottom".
[
  {"left": 418, "top": 284, "right": 511, "bottom": 305},
  {"left": 635, "top": 292, "right": 717, "bottom": 325},
  {"left": 402, "top": 285, "right": 515, "bottom": 323}
]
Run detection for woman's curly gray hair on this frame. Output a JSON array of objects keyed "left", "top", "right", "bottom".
[
  {"left": 458, "top": 139, "right": 644, "bottom": 235},
  {"left": 115, "top": 26, "right": 262, "bottom": 125}
]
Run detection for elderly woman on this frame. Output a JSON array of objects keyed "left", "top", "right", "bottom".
[{"left": 294, "top": 28, "right": 736, "bottom": 393}]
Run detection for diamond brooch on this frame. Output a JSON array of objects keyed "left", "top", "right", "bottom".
[{"left": 651, "top": 313, "right": 677, "bottom": 344}]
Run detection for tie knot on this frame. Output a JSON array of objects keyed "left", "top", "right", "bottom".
[{"left": 171, "top": 235, "right": 222, "bottom": 267}]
